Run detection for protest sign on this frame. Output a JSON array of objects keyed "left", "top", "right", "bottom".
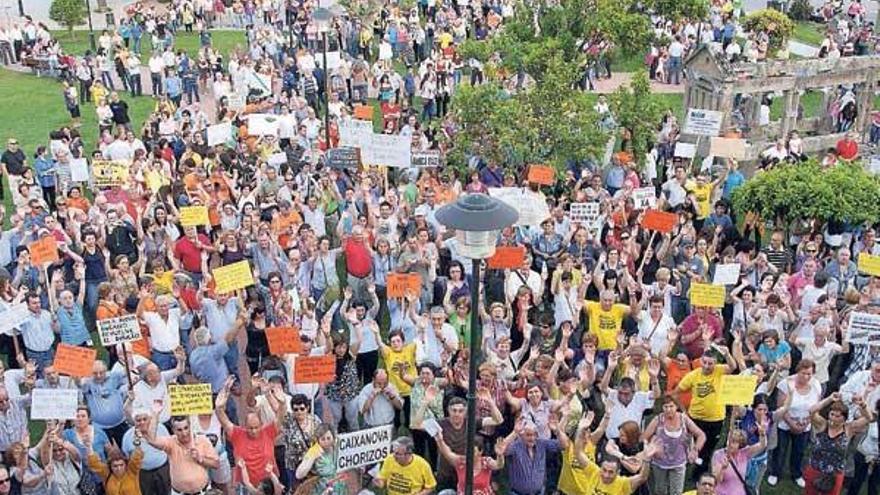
[
  {"left": 527, "top": 165, "right": 555, "bottom": 186},
  {"left": 719, "top": 375, "right": 758, "bottom": 405},
  {"left": 684, "top": 108, "right": 723, "bottom": 136},
  {"left": 179, "top": 206, "right": 210, "bottom": 227},
  {"left": 327, "top": 147, "right": 362, "bottom": 169},
  {"left": 53, "top": 344, "right": 97, "bottom": 377},
  {"left": 690, "top": 283, "right": 726, "bottom": 308},
  {"left": 247, "top": 114, "right": 280, "bottom": 136},
  {"left": 641, "top": 209, "right": 677, "bottom": 233},
  {"left": 631, "top": 187, "right": 657, "bottom": 210},
  {"left": 710, "top": 137, "right": 747, "bottom": 159},
  {"left": 213, "top": 260, "right": 255, "bottom": 294},
  {"left": 28, "top": 236, "right": 59, "bottom": 265},
  {"left": 97, "top": 314, "right": 143, "bottom": 347},
  {"left": 487, "top": 246, "right": 527, "bottom": 270},
  {"left": 267, "top": 152, "right": 288, "bottom": 167},
  {"left": 228, "top": 93, "right": 246, "bottom": 111},
  {"left": 847, "top": 312, "right": 880, "bottom": 345},
  {"left": 713, "top": 263, "right": 741, "bottom": 286},
  {"left": 361, "top": 134, "right": 411, "bottom": 168},
  {"left": 336, "top": 425, "right": 394, "bottom": 471},
  {"left": 92, "top": 160, "right": 130, "bottom": 187},
  {"left": 70, "top": 158, "right": 89, "bottom": 183},
  {"left": 338, "top": 119, "right": 374, "bottom": 148},
  {"left": 265, "top": 327, "right": 302, "bottom": 355},
  {"left": 386, "top": 273, "right": 422, "bottom": 298},
  {"left": 570, "top": 202, "right": 600, "bottom": 224},
  {"left": 293, "top": 355, "right": 337, "bottom": 384},
  {"left": 207, "top": 122, "right": 232, "bottom": 146},
  {"left": 247, "top": 73, "right": 273, "bottom": 98},
  {"left": 31, "top": 389, "right": 79, "bottom": 420},
  {"left": 169, "top": 383, "right": 214, "bottom": 415},
  {"left": 488, "top": 188, "right": 550, "bottom": 226},
  {"left": 674, "top": 142, "right": 697, "bottom": 158},
  {"left": 858, "top": 253, "right": 880, "bottom": 277},
  {"left": 353, "top": 105, "right": 374, "bottom": 121},
  {"left": 411, "top": 150, "right": 442, "bottom": 168},
  {"left": 0, "top": 303, "right": 30, "bottom": 336}
]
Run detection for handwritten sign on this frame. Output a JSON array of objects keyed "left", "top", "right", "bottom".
[
  {"left": 386, "top": 273, "right": 422, "bottom": 298},
  {"left": 70, "top": 158, "right": 89, "bottom": 183},
  {"left": 92, "top": 160, "right": 130, "bottom": 187},
  {"left": 641, "top": 209, "right": 677, "bottom": 233},
  {"left": 338, "top": 119, "right": 374, "bottom": 149},
  {"left": 228, "top": 93, "right": 245, "bottom": 111},
  {"left": 293, "top": 355, "right": 337, "bottom": 384},
  {"left": 336, "top": 425, "right": 393, "bottom": 471},
  {"left": 179, "top": 206, "right": 210, "bottom": 227},
  {"left": 570, "top": 202, "right": 600, "bottom": 225},
  {"left": 847, "top": 312, "right": 880, "bottom": 345},
  {"left": 674, "top": 142, "right": 697, "bottom": 158},
  {"left": 54, "top": 344, "right": 97, "bottom": 378},
  {"left": 689, "top": 283, "right": 726, "bottom": 308},
  {"left": 710, "top": 137, "right": 747, "bottom": 160},
  {"left": 719, "top": 374, "right": 758, "bottom": 405},
  {"left": 527, "top": 165, "right": 555, "bottom": 186},
  {"left": 487, "top": 246, "right": 527, "bottom": 270},
  {"left": 207, "top": 122, "right": 232, "bottom": 146},
  {"left": 28, "top": 236, "right": 59, "bottom": 265},
  {"left": 169, "top": 383, "right": 214, "bottom": 415},
  {"left": 411, "top": 150, "right": 442, "bottom": 168},
  {"left": 247, "top": 114, "right": 280, "bottom": 136},
  {"left": 858, "top": 253, "right": 880, "bottom": 277},
  {"left": 713, "top": 263, "right": 741, "bottom": 286},
  {"left": 0, "top": 303, "right": 30, "bottom": 336},
  {"left": 361, "top": 133, "right": 411, "bottom": 169},
  {"left": 327, "top": 147, "right": 362, "bottom": 169},
  {"left": 265, "top": 327, "right": 302, "bottom": 355},
  {"left": 684, "top": 108, "right": 723, "bottom": 136},
  {"left": 212, "top": 260, "right": 255, "bottom": 294},
  {"left": 631, "top": 187, "right": 657, "bottom": 210},
  {"left": 31, "top": 389, "right": 79, "bottom": 420},
  {"left": 353, "top": 105, "right": 374, "bottom": 121},
  {"left": 97, "top": 314, "right": 143, "bottom": 347}
]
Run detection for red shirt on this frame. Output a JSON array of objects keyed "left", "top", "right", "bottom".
[
  {"left": 345, "top": 238, "right": 372, "bottom": 278},
  {"left": 229, "top": 424, "right": 278, "bottom": 485},
  {"left": 174, "top": 234, "right": 210, "bottom": 273},
  {"left": 837, "top": 138, "right": 858, "bottom": 160}
]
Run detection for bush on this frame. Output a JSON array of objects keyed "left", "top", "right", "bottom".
[
  {"left": 788, "top": 0, "right": 812, "bottom": 21},
  {"left": 742, "top": 9, "right": 796, "bottom": 55}
]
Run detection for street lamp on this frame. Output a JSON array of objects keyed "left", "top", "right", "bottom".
[
  {"left": 17, "top": 0, "right": 24, "bottom": 17},
  {"left": 313, "top": 7, "right": 333, "bottom": 149},
  {"left": 85, "top": 0, "right": 96, "bottom": 51},
  {"left": 435, "top": 193, "right": 518, "bottom": 495}
]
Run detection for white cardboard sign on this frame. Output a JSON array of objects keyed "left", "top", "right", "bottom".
[
  {"left": 97, "top": 314, "right": 143, "bottom": 347},
  {"left": 336, "top": 424, "right": 393, "bottom": 471},
  {"left": 31, "top": 389, "right": 79, "bottom": 420}
]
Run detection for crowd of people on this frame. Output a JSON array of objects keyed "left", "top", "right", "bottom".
[{"left": 0, "top": 0, "right": 879, "bottom": 495}]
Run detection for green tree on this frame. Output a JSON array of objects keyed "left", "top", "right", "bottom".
[
  {"left": 742, "top": 9, "right": 796, "bottom": 55},
  {"left": 609, "top": 70, "right": 664, "bottom": 167},
  {"left": 731, "top": 161, "right": 880, "bottom": 229},
  {"left": 49, "top": 0, "right": 87, "bottom": 36},
  {"left": 647, "top": 0, "right": 708, "bottom": 22}
]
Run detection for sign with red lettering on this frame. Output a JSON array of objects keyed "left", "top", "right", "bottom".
[
  {"left": 293, "top": 355, "right": 337, "bottom": 384},
  {"left": 265, "top": 327, "right": 302, "bottom": 355},
  {"left": 487, "top": 246, "right": 527, "bottom": 270},
  {"left": 641, "top": 209, "right": 677, "bottom": 233},
  {"left": 386, "top": 273, "right": 422, "bottom": 298},
  {"left": 54, "top": 344, "right": 97, "bottom": 377},
  {"left": 527, "top": 165, "right": 555, "bottom": 186}
]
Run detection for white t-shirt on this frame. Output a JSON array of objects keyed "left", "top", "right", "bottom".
[
  {"left": 637, "top": 311, "right": 676, "bottom": 356},
  {"left": 142, "top": 308, "right": 181, "bottom": 353},
  {"left": 795, "top": 339, "right": 842, "bottom": 384},
  {"left": 606, "top": 389, "right": 654, "bottom": 440},
  {"left": 776, "top": 378, "right": 822, "bottom": 432}
]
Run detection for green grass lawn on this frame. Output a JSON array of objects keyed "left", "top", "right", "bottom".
[
  {"left": 611, "top": 49, "right": 648, "bottom": 73},
  {"left": 792, "top": 21, "right": 827, "bottom": 46},
  {"left": 51, "top": 29, "right": 247, "bottom": 57}
]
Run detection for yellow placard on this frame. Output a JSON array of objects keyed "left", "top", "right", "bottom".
[
  {"left": 169, "top": 383, "right": 214, "bottom": 415},
  {"left": 213, "top": 260, "right": 255, "bottom": 294},
  {"left": 719, "top": 374, "right": 758, "bottom": 405},
  {"left": 179, "top": 206, "right": 210, "bottom": 227},
  {"left": 858, "top": 253, "right": 880, "bottom": 277},
  {"left": 689, "top": 283, "right": 726, "bottom": 308},
  {"left": 92, "top": 160, "right": 130, "bottom": 187}
]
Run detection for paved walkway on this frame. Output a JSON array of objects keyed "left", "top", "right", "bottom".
[{"left": 789, "top": 39, "right": 820, "bottom": 58}]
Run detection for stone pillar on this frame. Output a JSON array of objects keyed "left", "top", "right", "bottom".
[{"left": 780, "top": 89, "right": 800, "bottom": 139}]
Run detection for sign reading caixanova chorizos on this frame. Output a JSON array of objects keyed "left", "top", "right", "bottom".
[{"left": 336, "top": 425, "right": 394, "bottom": 471}]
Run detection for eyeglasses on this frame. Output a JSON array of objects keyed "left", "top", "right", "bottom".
[
  {"left": 0, "top": 477, "right": 11, "bottom": 484},
  {"left": 292, "top": 406, "right": 308, "bottom": 412}
]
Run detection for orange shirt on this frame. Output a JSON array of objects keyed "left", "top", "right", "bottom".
[
  {"left": 67, "top": 196, "right": 91, "bottom": 213},
  {"left": 665, "top": 358, "right": 701, "bottom": 408},
  {"left": 96, "top": 301, "right": 121, "bottom": 321}
]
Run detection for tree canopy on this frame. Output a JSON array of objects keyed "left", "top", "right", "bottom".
[{"left": 49, "top": 0, "right": 87, "bottom": 35}]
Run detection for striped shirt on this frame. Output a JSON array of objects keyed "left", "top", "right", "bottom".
[
  {"left": 762, "top": 247, "right": 791, "bottom": 272},
  {"left": 20, "top": 310, "right": 54, "bottom": 352},
  {"left": 0, "top": 395, "right": 29, "bottom": 452},
  {"left": 506, "top": 438, "right": 561, "bottom": 494}
]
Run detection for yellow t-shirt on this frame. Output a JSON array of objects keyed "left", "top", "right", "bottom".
[
  {"left": 558, "top": 442, "right": 599, "bottom": 495},
  {"left": 380, "top": 343, "right": 417, "bottom": 396},
  {"left": 677, "top": 367, "right": 726, "bottom": 421},
  {"left": 581, "top": 459, "right": 634, "bottom": 495},
  {"left": 585, "top": 301, "right": 629, "bottom": 351},
  {"left": 687, "top": 182, "right": 714, "bottom": 219},
  {"left": 378, "top": 454, "right": 437, "bottom": 495},
  {"left": 438, "top": 32, "right": 454, "bottom": 49}
]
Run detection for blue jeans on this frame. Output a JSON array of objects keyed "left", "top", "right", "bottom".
[
  {"left": 152, "top": 350, "right": 178, "bottom": 371},
  {"left": 770, "top": 428, "right": 809, "bottom": 480},
  {"left": 26, "top": 348, "right": 54, "bottom": 376},
  {"left": 85, "top": 281, "right": 101, "bottom": 316}
]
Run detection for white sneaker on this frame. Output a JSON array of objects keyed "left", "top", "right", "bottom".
[
  {"left": 767, "top": 476, "right": 778, "bottom": 486},
  {"left": 796, "top": 478, "right": 806, "bottom": 488}
]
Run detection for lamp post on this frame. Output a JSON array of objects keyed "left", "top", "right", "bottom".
[
  {"left": 435, "top": 193, "right": 518, "bottom": 495},
  {"left": 313, "top": 7, "right": 333, "bottom": 149},
  {"left": 17, "top": 0, "right": 24, "bottom": 17},
  {"left": 85, "top": 0, "right": 96, "bottom": 51}
]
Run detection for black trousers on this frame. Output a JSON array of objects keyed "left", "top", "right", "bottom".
[
  {"left": 692, "top": 418, "right": 724, "bottom": 479},
  {"left": 139, "top": 461, "right": 171, "bottom": 495},
  {"left": 356, "top": 349, "right": 379, "bottom": 386}
]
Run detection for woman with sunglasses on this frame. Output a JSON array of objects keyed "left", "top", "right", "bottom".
[
  {"left": 280, "top": 394, "right": 321, "bottom": 492},
  {"left": 38, "top": 424, "right": 81, "bottom": 495}
]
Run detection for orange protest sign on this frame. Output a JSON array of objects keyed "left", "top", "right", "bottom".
[
  {"left": 293, "top": 355, "right": 337, "bottom": 384},
  {"left": 527, "top": 165, "right": 555, "bottom": 186},
  {"left": 265, "top": 327, "right": 302, "bottom": 355},
  {"left": 386, "top": 273, "right": 422, "bottom": 298},
  {"left": 29, "top": 236, "right": 59, "bottom": 265},
  {"left": 130, "top": 338, "right": 152, "bottom": 358},
  {"left": 641, "top": 209, "right": 677, "bottom": 233},
  {"left": 353, "top": 105, "right": 374, "bottom": 121},
  {"left": 487, "top": 246, "right": 527, "bottom": 270},
  {"left": 53, "top": 344, "right": 97, "bottom": 377}
]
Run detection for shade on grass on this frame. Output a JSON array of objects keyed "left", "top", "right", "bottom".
[{"left": 51, "top": 29, "right": 248, "bottom": 57}]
